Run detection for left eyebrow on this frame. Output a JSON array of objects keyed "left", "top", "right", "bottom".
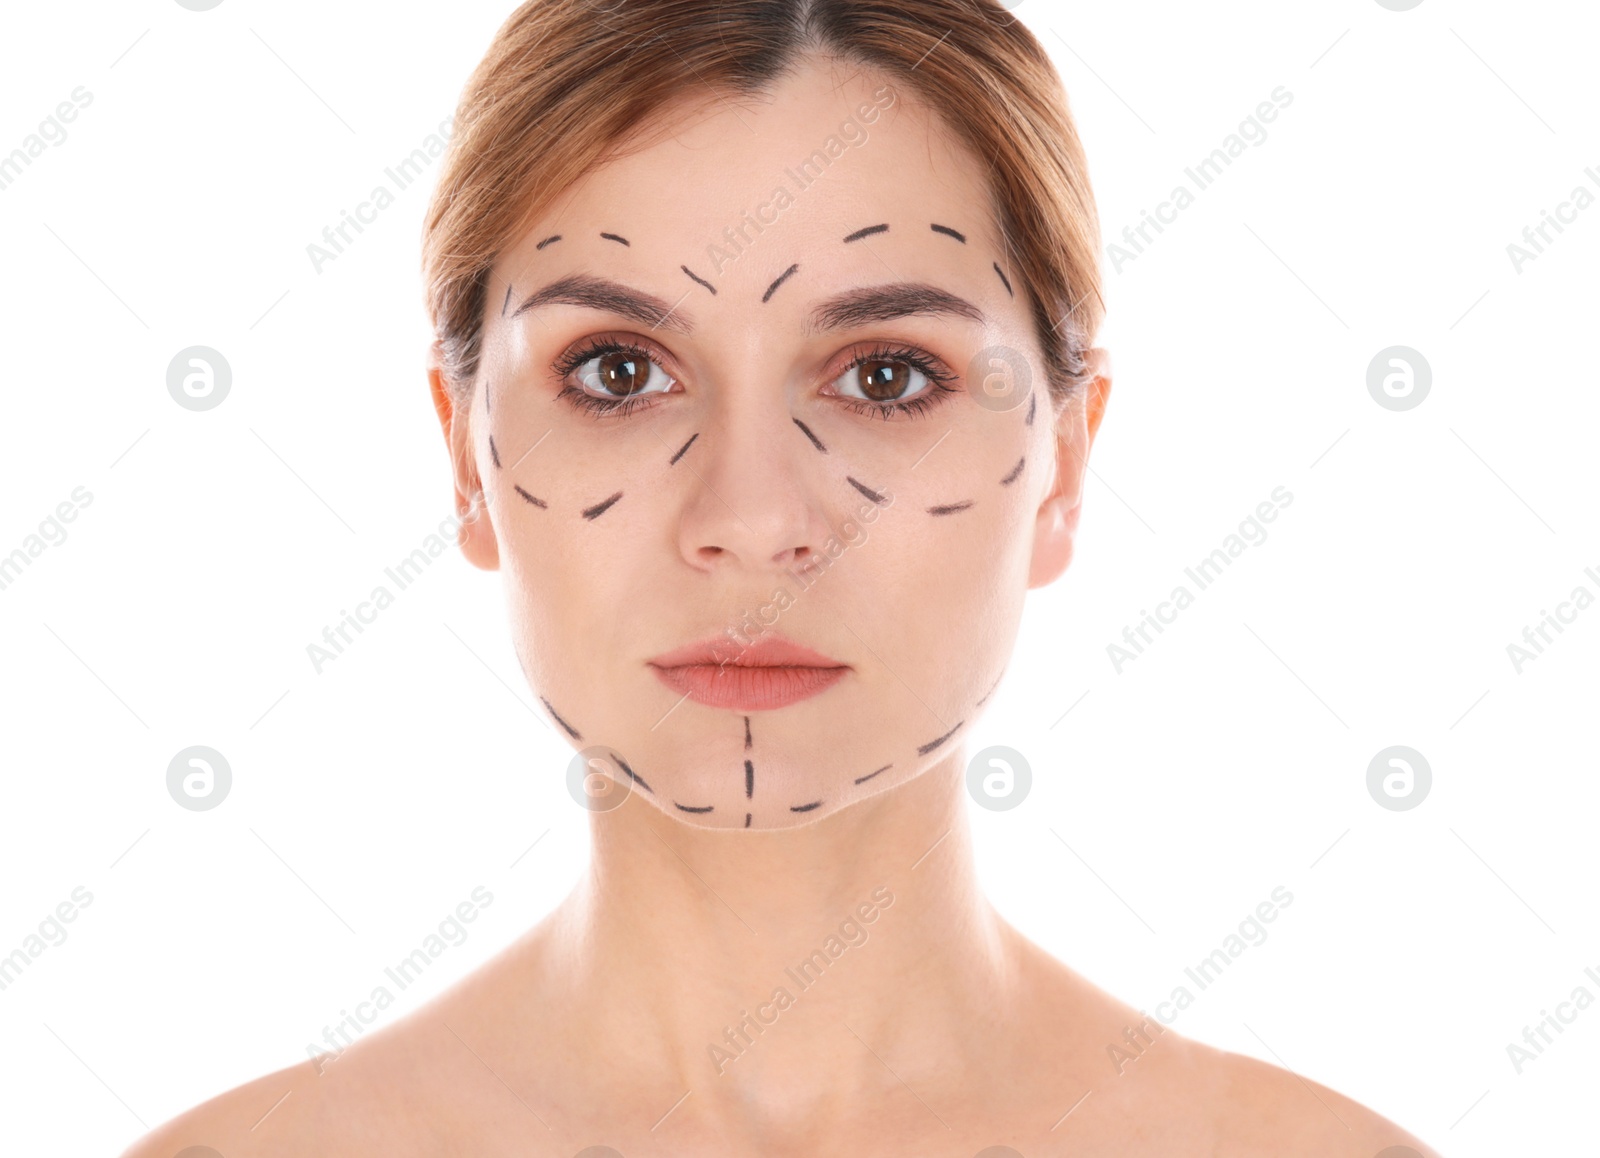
[{"left": 805, "top": 282, "right": 987, "bottom": 335}]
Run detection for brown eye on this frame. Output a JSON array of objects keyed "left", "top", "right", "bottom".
[
  {"left": 571, "top": 345, "right": 675, "bottom": 399},
  {"left": 834, "top": 355, "right": 932, "bottom": 405}
]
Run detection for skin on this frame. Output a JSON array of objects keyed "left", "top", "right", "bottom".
[{"left": 121, "top": 56, "right": 1442, "bottom": 1158}]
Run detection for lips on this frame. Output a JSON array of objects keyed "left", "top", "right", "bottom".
[{"left": 647, "top": 633, "right": 849, "bottom": 711}]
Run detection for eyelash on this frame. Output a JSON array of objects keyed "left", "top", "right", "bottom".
[{"left": 549, "top": 337, "right": 962, "bottom": 421}]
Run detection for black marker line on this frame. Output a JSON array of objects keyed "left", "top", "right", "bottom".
[
  {"left": 975, "top": 670, "right": 1004, "bottom": 707},
  {"left": 536, "top": 234, "right": 562, "bottom": 250},
  {"left": 1025, "top": 393, "right": 1037, "bottom": 427},
  {"left": 745, "top": 758, "right": 754, "bottom": 799},
  {"left": 846, "top": 476, "right": 887, "bottom": 505},
  {"left": 844, "top": 223, "right": 889, "bottom": 243},
  {"left": 745, "top": 812, "right": 752, "bottom": 828},
  {"left": 675, "top": 802, "right": 714, "bottom": 814},
  {"left": 484, "top": 378, "right": 491, "bottom": 414},
  {"left": 743, "top": 716, "right": 752, "bottom": 750},
  {"left": 930, "top": 224, "right": 966, "bottom": 243},
  {"left": 600, "top": 232, "right": 630, "bottom": 246},
  {"left": 582, "top": 491, "right": 624, "bottom": 520},
  {"left": 682, "top": 265, "right": 717, "bottom": 295},
  {"left": 615, "top": 755, "right": 653, "bottom": 794},
  {"left": 539, "top": 696, "right": 583, "bottom": 741},
  {"left": 1000, "top": 457, "right": 1025, "bottom": 486},
  {"left": 501, "top": 284, "right": 514, "bottom": 317},
  {"left": 790, "top": 801, "right": 822, "bottom": 813},
  {"left": 514, "top": 485, "right": 548, "bottom": 509},
  {"left": 669, "top": 433, "right": 699, "bottom": 466},
  {"left": 762, "top": 263, "right": 800, "bottom": 304},
  {"left": 993, "top": 262, "right": 1014, "bottom": 298},
  {"left": 854, "top": 764, "right": 892, "bottom": 785},
  {"left": 793, "top": 418, "right": 828, "bottom": 454},
  {"left": 916, "top": 720, "right": 964, "bottom": 756},
  {"left": 927, "top": 500, "right": 974, "bottom": 516},
  {"left": 489, "top": 434, "right": 501, "bottom": 469}
]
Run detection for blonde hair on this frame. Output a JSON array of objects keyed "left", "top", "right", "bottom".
[{"left": 423, "top": 0, "right": 1103, "bottom": 409}]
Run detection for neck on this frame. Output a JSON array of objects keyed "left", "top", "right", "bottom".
[{"left": 530, "top": 749, "right": 1016, "bottom": 1124}]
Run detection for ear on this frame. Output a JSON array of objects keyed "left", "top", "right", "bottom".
[
  {"left": 428, "top": 342, "right": 500, "bottom": 571},
  {"left": 1027, "top": 347, "right": 1112, "bottom": 589}
]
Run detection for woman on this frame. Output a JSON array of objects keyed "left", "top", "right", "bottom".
[{"left": 126, "top": 0, "right": 1440, "bottom": 1153}]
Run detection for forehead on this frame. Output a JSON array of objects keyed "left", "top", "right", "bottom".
[{"left": 497, "top": 60, "right": 1007, "bottom": 286}]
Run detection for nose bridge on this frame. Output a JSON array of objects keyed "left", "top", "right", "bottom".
[{"left": 676, "top": 383, "right": 828, "bottom": 572}]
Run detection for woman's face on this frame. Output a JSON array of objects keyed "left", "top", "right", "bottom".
[{"left": 443, "top": 58, "right": 1100, "bottom": 829}]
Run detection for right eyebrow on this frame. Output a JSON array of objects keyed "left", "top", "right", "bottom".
[{"left": 509, "top": 274, "right": 695, "bottom": 334}]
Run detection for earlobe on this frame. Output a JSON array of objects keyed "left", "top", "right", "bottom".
[
  {"left": 1026, "top": 347, "right": 1112, "bottom": 590},
  {"left": 428, "top": 349, "right": 500, "bottom": 572}
]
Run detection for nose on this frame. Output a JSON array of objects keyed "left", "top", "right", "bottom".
[{"left": 674, "top": 404, "right": 833, "bottom": 576}]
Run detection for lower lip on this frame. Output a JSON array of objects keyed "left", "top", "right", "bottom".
[{"left": 650, "top": 663, "right": 848, "bottom": 710}]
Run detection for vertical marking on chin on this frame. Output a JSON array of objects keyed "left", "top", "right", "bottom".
[
  {"left": 916, "top": 720, "right": 964, "bottom": 756},
  {"left": 669, "top": 433, "right": 699, "bottom": 466},
  {"left": 582, "top": 491, "right": 624, "bottom": 520},
  {"left": 1000, "top": 457, "right": 1025, "bottom": 486},
  {"left": 844, "top": 223, "right": 889, "bottom": 243},
  {"left": 539, "top": 696, "right": 582, "bottom": 741},
  {"left": 600, "top": 232, "right": 631, "bottom": 247},
  {"left": 993, "top": 263, "right": 1013, "bottom": 298},
  {"left": 744, "top": 812, "right": 752, "bottom": 828},
  {"left": 514, "top": 485, "right": 547, "bottom": 509},
  {"left": 762, "top": 263, "right": 800, "bottom": 303},
  {"left": 793, "top": 418, "right": 828, "bottom": 454},
  {"left": 489, "top": 434, "right": 501, "bottom": 469},
  {"left": 930, "top": 224, "right": 966, "bottom": 243},
  {"left": 682, "top": 266, "right": 717, "bottom": 295},
  {"left": 1025, "top": 393, "right": 1037, "bottom": 427},
  {"left": 743, "top": 716, "right": 752, "bottom": 751},
  {"left": 674, "top": 802, "right": 714, "bottom": 814},
  {"left": 927, "top": 500, "right": 973, "bottom": 516},
  {"left": 790, "top": 801, "right": 822, "bottom": 813},
  {"left": 615, "top": 755, "right": 652, "bottom": 794},
  {"left": 854, "top": 764, "right": 892, "bottom": 785},
  {"left": 745, "top": 759, "right": 754, "bottom": 799},
  {"left": 846, "top": 476, "right": 887, "bottom": 505}
]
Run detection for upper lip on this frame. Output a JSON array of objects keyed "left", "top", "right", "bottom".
[{"left": 647, "top": 633, "right": 847, "bottom": 669}]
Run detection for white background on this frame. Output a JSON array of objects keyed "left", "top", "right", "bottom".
[{"left": 0, "top": 0, "right": 1595, "bottom": 1153}]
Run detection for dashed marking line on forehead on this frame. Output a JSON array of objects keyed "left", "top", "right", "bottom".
[
  {"left": 927, "top": 500, "right": 974, "bottom": 516},
  {"left": 1000, "top": 457, "right": 1025, "bottom": 486},
  {"left": 844, "top": 223, "right": 889, "bottom": 243},
  {"left": 514, "top": 485, "right": 547, "bottom": 509},
  {"left": 992, "top": 262, "right": 1013, "bottom": 298},
  {"left": 930, "top": 224, "right": 966, "bottom": 243},
  {"left": 539, "top": 696, "right": 582, "bottom": 741},
  {"left": 601, "top": 232, "right": 630, "bottom": 247},
  {"left": 916, "top": 720, "right": 964, "bottom": 756},
  {"left": 762, "top": 263, "right": 800, "bottom": 304},
  {"left": 681, "top": 266, "right": 717, "bottom": 295},
  {"left": 846, "top": 476, "right": 888, "bottom": 505},
  {"left": 582, "top": 491, "right": 624, "bottom": 520},
  {"left": 669, "top": 433, "right": 699, "bottom": 466},
  {"left": 793, "top": 418, "right": 828, "bottom": 454},
  {"left": 854, "top": 763, "right": 892, "bottom": 785},
  {"left": 536, "top": 235, "right": 562, "bottom": 250}
]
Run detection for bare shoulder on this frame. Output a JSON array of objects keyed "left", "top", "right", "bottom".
[{"left": 116, "top": 1057, "right": 325, "bottom": 1158}]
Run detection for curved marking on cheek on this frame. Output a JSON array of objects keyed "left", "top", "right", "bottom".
[
  {"left": 844, "top": 223, "right": 889, "bottom": 243},
  {"left": 854, "top": 763, "right": 892, "bottom": 785},
  {"left": 582, "top": 491, "right": 624, "bottom": 520},
  {"left": 614, "top": 755, "right": 652, "bottom": 794},
  {"left": 539, "top": 696, "right": 583, "bottom": 741},
  {"left": 674, "top": 802, "right": 714, "bottom": 814},
  {"left": 745, "top": 758, "right": 754, "bottom": 798},
  {"left": 1000, "top": 457, "right": 1025, "bottom": 486},
  {"left": 793, "top": 418, "right": 828, "bottom": 454},
  {"left": 514, "top": 485, "right": 548, "bottom": 509},
  {"left": 927, "top": 500, "right": 974, "bottom": 516},
  {"left": 930, "top": 223, "right": 966, "bottom": 243},
  {"left": 790, "top": 800, "right": 823, "bottom": 813},
  {"left": 915, "top": 719, "right": 964, "bottom": 756},
  {"left": 600, "top": 232, "right": 630, "bottom": 247},
  {"left": 992, "top": 262, "right": 1013, "bottom": 298},
  {"left": 743, "top": 715, "right": 752, "bottom": 751},
  {"left": 846, "top": 476, "right": 888, "bottom": 505},
  {"left": 501, "top": 285, "right": 514, "bottom": 318},
  {"left": 1025, "top": 393, "right": 1037, "bottom": 427},
  {"left": 762, "top": 263, "right": 800, "bottom": 304},
  {"left": 745, "top": 812, "right": 752, "bottom": 828},
  {"left": 682, "top": 265, "right": 717, "bottom": 295},
  {"left": 489, "top": 434, "right": 501, "bottom": 469},
  {"left": 669, "top": 432, "right": 699, "bottom": 466}
]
